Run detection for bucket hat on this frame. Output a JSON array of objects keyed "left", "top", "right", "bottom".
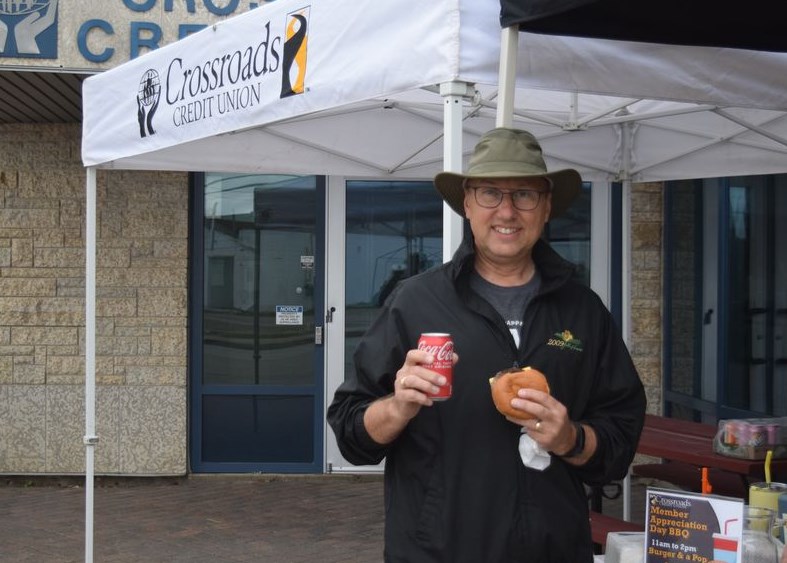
[{"left": 434, "top": 128, "right": 582, "bottom": 219}]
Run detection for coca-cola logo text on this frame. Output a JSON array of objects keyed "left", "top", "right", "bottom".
[{"left": 418, "top": 340, "right": 454, "bottom": 363}]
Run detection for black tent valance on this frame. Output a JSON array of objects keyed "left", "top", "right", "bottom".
[{"left": 500, "top": 0, "right": 787, "bottom": 52}]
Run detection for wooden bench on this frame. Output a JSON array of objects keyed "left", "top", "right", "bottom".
[
  {"left": 634, "top": 415, "right": 752, "bottom": 500},
  {"left": 632, "top": 462, "right": 748, "bottom": 499},
  {"left": 589, "top": 510, "right": 644, "bottom": 550},
  {"left": 643, "top": 413, "right": 717, "bottom": 438}
]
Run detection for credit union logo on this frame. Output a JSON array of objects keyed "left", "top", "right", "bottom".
[
  {"left": 137, "top": 69, "right": 161, "bottom": 138},
  {"left": 134, "top": 6, "right": 311, "bottom": 139},
  {"left": 0, "top": 0, "right": 58, "bottom": 59}
]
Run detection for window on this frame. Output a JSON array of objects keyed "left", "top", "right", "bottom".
[
  {"left": 664, "top": 174, "right": 787, "bottom": 420},
  {"left": 546, "top": 182, "right": 592, "bottom": 287}
]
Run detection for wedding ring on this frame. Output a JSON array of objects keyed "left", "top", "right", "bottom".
[{"left": 535, "top": 420, "right": 542, "bottom": 431}]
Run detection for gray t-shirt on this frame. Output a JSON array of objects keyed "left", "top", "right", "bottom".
[{"left": 470, "top": 269, "right": 541, "bottom": 349}]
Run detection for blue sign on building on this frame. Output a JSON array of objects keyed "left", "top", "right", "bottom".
[{"left": 0, "top": 0, "right": 59, "bottom": 59}]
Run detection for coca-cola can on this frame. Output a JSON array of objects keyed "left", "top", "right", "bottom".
[{"left": 417, "top": 332, "right": 453, "bottom": 401}]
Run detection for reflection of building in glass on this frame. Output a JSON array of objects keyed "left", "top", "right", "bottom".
[
  {"left": 546, "top": 182, "right": 592, "bottom": 287},
  {"left": 345, "top": 181, "right": 443, "bottom": 308}
]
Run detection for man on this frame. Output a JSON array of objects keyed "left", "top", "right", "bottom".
[{"left": 328, "top": 128, "right": 646, "bottom": 562}]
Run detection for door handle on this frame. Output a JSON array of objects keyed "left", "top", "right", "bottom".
[{"left": 326, "top": 306, "right": 336, "bottom": 323}]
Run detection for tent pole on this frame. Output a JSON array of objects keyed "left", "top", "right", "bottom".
[
  {"left": 496, "top": 26, "right": 518, "bottom": 128},
  {"left": 619, "top": 124, "right": 633, "bottom": 347},
  {"left": 84, "top": 166, "right": 98, "bottom": 563},
  {"left": 441, "top": 81, "right": 470, "bottom": 260},
  {"left": 621, "top": 178, "right": 632, "bottom": 522},
  {"left": 619, "top": 123, "right": 633, "bottom": 523}
]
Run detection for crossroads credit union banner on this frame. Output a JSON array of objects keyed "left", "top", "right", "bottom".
[
  {"left": 82, "top": 0, "right": 787, "bottom": 174},
  {"left": 135, "top": 7, "right": 309, "bottom": 138},
  {"left": 82, "top": 0, "right": 459, "bottom": 169}
]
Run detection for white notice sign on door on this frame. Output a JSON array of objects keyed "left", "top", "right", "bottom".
[{"left": 276, "top": 305, "right": 303, "bottom": 325}]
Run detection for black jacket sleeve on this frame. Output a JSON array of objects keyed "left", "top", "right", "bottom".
[
  {"left": 571, "top": 301, "right": 646, "bottom": 485},
  {"left": 327, "top": 289, "right": 409, "bottom": 466}
]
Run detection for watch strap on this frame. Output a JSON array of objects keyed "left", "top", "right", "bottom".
[{"left": 558, "top": 422, "right": 585, "bottom": 458}]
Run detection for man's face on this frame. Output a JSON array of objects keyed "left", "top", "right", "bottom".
[{"left": 463, "top": 177, "right": 552, "bottom": 268}]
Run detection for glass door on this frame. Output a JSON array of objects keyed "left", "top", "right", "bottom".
[
  {"left": 342, "top": 180, "right": 445, "bottom": 372},
  {"left": 191, "top": 173, "right": 325, "bottom": 472},
  {"left": 664, "top": 174, "right": 787, "bottom": 421},
  {"left": 325, "top": 179, "right": 444, "bottom": 472},
  {"left": 724, "top": 177, "right": 787, "bottom": 416}
]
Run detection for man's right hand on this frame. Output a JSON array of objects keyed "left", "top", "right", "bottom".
[
  {"left": 392, "top": 349, "right": 450, "bottom": 413},
  {"left": 363, "top": 349, "right": 457, "bottom": 445}
]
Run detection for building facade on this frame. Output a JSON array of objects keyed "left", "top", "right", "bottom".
[
  {"left": 2, "top": 1, "right": 784, "bottom": 477},
  {"left": 0, "top": 121, "right": 664, "bottom": 475}
]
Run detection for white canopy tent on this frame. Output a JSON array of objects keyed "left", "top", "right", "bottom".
[
  {"left": 83, "top": 1, "right": 787, "bottom": 178},
  {"left": 81, "top": 0, "right": 787, "bottom": 559}
]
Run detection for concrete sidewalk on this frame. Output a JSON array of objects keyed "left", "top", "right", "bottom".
[{"left": 0, "top": 473, "right": 651, "bottom": 563}]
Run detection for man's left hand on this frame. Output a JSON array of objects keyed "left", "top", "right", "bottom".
[{"left": 506, "top": 388, "right": 575, "bottom": 456}]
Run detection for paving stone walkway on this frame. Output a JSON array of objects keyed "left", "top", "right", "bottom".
[
  {"left": 0, "top": 473, "right": 657, "bottom": 562},
  {"left": 0, "top": 474, "right": 385, "bottom": 563}
]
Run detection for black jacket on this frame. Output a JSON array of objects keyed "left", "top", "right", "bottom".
[{"left": 328, "top": 237, "right": 646, "bottom": 563}]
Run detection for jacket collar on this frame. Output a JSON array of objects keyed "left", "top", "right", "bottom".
[{"left": 449, "top": 235, "right": 576, "bottom": 292}]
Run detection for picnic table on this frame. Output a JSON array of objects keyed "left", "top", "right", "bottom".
[{"left": 624, "top": 414, "right": 787, "bottom": 515}]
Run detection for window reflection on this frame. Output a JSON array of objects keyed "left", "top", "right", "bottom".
[
  {"left": 344, "top": 181, "right": 443, "bottom": 381},
  {"left": 665, "top": 175, "right": 787, "bottom": 419},
  {"left": 666, "top": 180, "right": 702, "bottom": 404},
  {"left": 203, "top": 174, "right": 317, "bottom": 386},
  {"left": 545, "top": 182, "right": 592, "bottom": 286},
  {"left": 726, "top": 178, "right": 787, "bottom": 415}
]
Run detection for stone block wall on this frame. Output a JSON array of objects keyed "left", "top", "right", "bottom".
[
  {"left": 0, "top": 124, "right": 189, "bottom": 475},
  {"left": 630, "top": 182, "right": 664, "bottom": 415}
]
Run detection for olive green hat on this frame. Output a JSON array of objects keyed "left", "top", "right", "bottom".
[{"left": 434, "top": 128, "right": 582, "bottom": 219}]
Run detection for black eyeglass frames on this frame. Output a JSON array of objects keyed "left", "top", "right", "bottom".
[{"left": 470, "top": 186, "right": 549, "bottom": 211}]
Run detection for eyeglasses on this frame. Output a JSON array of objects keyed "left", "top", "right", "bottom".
[{"left": 470, "top": 186, "right": 549, "bottom": 211}]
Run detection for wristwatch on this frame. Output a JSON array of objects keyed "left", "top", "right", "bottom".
[{"left": 558, "top": 422, "right": 585, "bottom": 458}]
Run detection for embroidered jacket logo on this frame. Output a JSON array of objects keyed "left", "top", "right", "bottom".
[{"left": 547, "top": 329, "right": 583, "bottom": 352}]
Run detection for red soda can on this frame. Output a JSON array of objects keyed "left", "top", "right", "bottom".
[
  {"left": 748, "top": 424, "right": 767, "bottom": 447},
  {"left": 724, "top": 421, "right": 739, "bottom": 445},
  {"left": 417, "top": 333, "right": 453, "bottom": 400}
]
